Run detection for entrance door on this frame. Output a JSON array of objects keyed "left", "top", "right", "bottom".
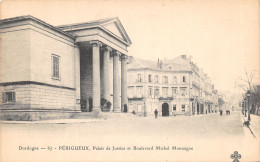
[
  {"left": 162, "top": 103, "right": 169, "bottom": 116},
  {"left": 192, "top": 103, "right": 195, "bottom": 115},
  {"left": 201, "top": 104, "right": 204, "bottom": 114},
  {"left": 80, "top": 99, "right": 87, "bottom": 112}
]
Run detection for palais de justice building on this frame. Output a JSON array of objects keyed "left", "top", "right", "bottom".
[{"left": 0, "top": 16, "right": 131, "bottom": 120}]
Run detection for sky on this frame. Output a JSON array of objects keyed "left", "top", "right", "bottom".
[{"left": 1, "top": 0, "right": 259, "bottom": 94}]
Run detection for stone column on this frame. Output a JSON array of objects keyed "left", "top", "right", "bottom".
[
  {"left": 195, "top": 101, "right": 198, "bottom": 115},
  {"left": 102, "top": 46, "right": 112, "bottom": 102},
  {"left": 198, "top": 102, "right": 201, "bottom": 115},
  {"left": 74, "top": 45, "right": 81, "bottom": 111},
  {"left": 90, "top": 41, "right": 102, "bottom": 112},
  {"left": 112, "top": 51, "right": 121, "bottom": 112},
  {"left": 121, "top": 54, "right": 128, "bottom": 112}
]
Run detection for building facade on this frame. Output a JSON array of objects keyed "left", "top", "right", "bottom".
[
  {"left": 127, "top": 55, "right": 219, "bottom": 116},
  {"left": 0, "top": 16, "right": 131, "bottom": 120}
]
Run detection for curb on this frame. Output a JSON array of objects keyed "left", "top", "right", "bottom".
[
  {"left": 0, "top": 118, "right": 104, "bottom": 124},
  {"left": 240, "top": 113, "right": 257, "bottom": 138}
]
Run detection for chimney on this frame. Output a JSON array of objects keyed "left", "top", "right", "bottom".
[
  {"left": 157, "top": 58, "right": 160, "bottom": 68},
  {"left": 181, "top": 55, "right": 187, "bottom": 60},
  {"left": 160, "top": 60, "right": 163, "bottom": 69}
]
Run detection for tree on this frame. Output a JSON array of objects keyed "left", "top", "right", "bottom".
[
  {"left": 250, "top": 85, "right": 260, "bottom": 115},
  {"left": 235, "top": 69, "right": 259, "bottom": 115},
  {"left": 235, "top": 70, "right": 255, "bottom": 91},
  {"left": 218, "top": 98, "right": 225, "bottom": 109}
]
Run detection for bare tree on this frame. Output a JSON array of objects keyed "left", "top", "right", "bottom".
[
  {"left": 235, "top": 69, "right": 260, "bottom": 115},
  {"left": 235, "top": 69, "right": 255, "bottom": 91}
]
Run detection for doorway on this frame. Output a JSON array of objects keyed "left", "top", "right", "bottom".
[{"left": 162, "top": 103, "right": 169, "bottom": 116}]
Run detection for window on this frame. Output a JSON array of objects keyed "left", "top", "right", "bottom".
[
  {"left": 128, "top": 87, "right": 134, "bottom": 98},
  {"left": 162, "top": 87, "right": 168, "bottom": 96},
  {"left": 183, "top": 76, "right": 186, "bottom": 83},
  {"left": 148, "top": 87, "right": 153, "bottom": 98},
  {"left": 180, "top": 88, "right": 187, "bottom": 96},
  {"left": 137, "top": 74, "right": 142, "bottom": 82},
  {"left": 137, "top": 104, "right": 142, "bottom": 112},
  {"left": 173, "top": 76, "right": 177, "bottom": 84},
  {"left": 2, "top": 91, "right": 16, "bottom": 103},
  {"left": 172, "top": 88, "right": 177, "bottom": 97},
  {"left": 136, "top": 86, "right": 143, "bottom": 98},
  {"left": 172, "top": 105, "right": 176, "bottom": 111},
  {"left": 148, "top": 75, "right": 152, "bottom": 83},
  {"left": 52, "top": 55, "right": 60, "bottom": 79},
  {"left": 154, "top": 75, "right": 159, "bottom": 83},
  {"left": 128, "top": 74, "right": 133, "bottom": 83},
  {"left": 182, "top": 105, "right": 186, "bottom": 112},
  {"left": 154, "top": 89, "right": 159, "bottom": 98},
  {"left": 162, "top": 76, "right": 168, "bottom": 84}
]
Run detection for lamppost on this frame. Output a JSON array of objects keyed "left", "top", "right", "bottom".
[
  {"left": 244, "top": 98, "right": 247, "bottom": 117},
  {"left": 247, "top": 90, "right": 251, "bottom": 121},
  {"left": 241, "top": 99, "right": 245, "bottom": 115},
  {"left": 143, "top": 97, "right": 147, "bottom": 117}
]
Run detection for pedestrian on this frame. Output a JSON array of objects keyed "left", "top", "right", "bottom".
[
  {"left": 154, "top": 109, "right": 158, "bottom": 119},
  {"left": 123, "top": 104, "right": 127, "bottom": 113},
  {"left": 220, "top": 110, "right": 222, "bottom": 116}
]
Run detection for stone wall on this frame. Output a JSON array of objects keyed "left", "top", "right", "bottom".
[
  {"left": 29, "top": 22, "right": 76, "bottom": 89},
  {"left": 0, "top": 29, "right": 30, "bottom": 83},
  {"left": 0, "top": 83, "right": 76, "bottom": 110}
]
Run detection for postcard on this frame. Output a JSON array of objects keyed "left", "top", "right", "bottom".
[{"left": 0, "top": 0, "right": 259, "bottom": 161}]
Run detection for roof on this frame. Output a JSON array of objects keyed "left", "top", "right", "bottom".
[
  {"left": 57, "top": 17, "right": 132, "bottom": 46},
  {"left": 128, "top": 56, "right": 192, "bottom": 72},
  {"left": 128, "top": 58, "right": 157, "bottom": 69},
  {"left": 0, "top": 15, "right": 76, "bottom": 40},
  {"left": 0, "top": 16, "right": 132, "bottom": 46}
]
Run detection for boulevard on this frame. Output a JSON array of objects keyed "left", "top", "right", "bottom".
[{"left": 0, "top": 111, "right": 258, "bottom": 161}]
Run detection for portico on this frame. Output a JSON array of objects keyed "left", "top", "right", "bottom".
[{"left": 58, "top": 17, "right": 132, "bottom": 113}]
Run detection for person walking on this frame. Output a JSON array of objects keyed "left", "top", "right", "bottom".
[{"left": 154, "top": 109, "right": 158, "bottom": 119}]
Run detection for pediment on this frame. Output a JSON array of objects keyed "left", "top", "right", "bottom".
[
  {"left": 57, "top": 17, "right": 132, "bottom": 46},
  {"left": 99, "top": 18, "right": 131, "bottom": 45},
  {"left": 101, "top": 22, "right": 125, "bottom": 42}
]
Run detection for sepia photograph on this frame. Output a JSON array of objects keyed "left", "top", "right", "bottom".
[{"left": 0, "top": 0, "right": 259, "bottom": 161}]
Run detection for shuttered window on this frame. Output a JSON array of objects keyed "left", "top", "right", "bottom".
[
  {"left": 52, "top": 55, "right": 60, "bottom": 79},
  {"left": 2, "top": 91, "right": 16, "bottom": 103}
]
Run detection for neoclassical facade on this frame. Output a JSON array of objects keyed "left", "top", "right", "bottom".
[{"left": 0, "top": 16, "right": 131, "bottom": 120}]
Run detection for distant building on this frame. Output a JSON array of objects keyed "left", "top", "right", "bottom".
[
  {"left": 127, "top": 55, "right": 219, "bottom": 116},
  {"left": 0, "top": 15, "right": 131, "bottom": 120}
]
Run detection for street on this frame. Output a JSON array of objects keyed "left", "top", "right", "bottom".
[{"left": 0, "top": 112, "right": 259, "bottom": 162}]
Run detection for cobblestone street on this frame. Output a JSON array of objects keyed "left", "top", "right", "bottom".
[{"left": 1, "top": 111, "right": 259, "bottom": 161}]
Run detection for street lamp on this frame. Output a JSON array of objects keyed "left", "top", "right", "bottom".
[
  {"left": 247, "top": 90, "right": 251, "bottom": 121},
  {"left": 244, "top": 98, "right": 247, "bottom": 117},
  {"left": 241, "top": 100, "right": 244, "bottom": 115},
  {"left": 143, "top": 97, "right": 147, "bottom": 117}
]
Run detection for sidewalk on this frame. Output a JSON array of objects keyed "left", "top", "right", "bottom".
[
  {"left": 241, "top": 113, "right": 260, "bottom": 138},
  {"left": 0, "top": 111, "right": 220, "bottom": 124},
  {"left": 249, "top": 114, "right": 260, "bottom": 138}
]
